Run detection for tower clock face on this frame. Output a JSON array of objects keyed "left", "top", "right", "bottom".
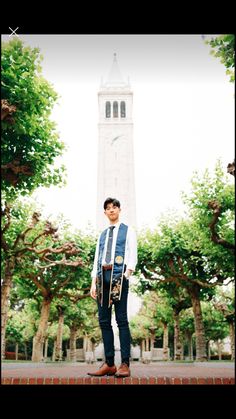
[{"left": 110, "top": 135, "right": 124, "bottom": 146}]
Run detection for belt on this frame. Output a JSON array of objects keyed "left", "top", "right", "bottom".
[{"left": 103, "top": 264, "right": 113, "bottom": 271}]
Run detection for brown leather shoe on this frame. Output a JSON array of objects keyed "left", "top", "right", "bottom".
[
  {"left": 115, "top": 363, "right": 130, "bottom": 377},
  {"left": 87, "top": 363, "right": 117, "bottom": 376}
]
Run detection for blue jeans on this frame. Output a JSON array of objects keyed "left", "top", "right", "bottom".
[{"left": 97, "top": 269, "right": 131, "bottom": 364}]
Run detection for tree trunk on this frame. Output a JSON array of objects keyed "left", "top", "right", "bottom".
[
  {"left": 145, "top": 337, "right": 149, "bottom": 351},
  {"left": 189, "top": 285, "right": 207, "bottom": 361},
  {"left": 24, "top": 343, "right": 28, "bottom": 360},
  {"left": 1, "top": 258, "right": 15, "bottom": 359},
  {"left": 229, "top": 321, "right": 235, "bottom": 360},
  {"left": 87, "top": 338, "right": 92, "bottom": 352},
  {"left": 85, "top": 338, "right": 94, "bottom": 363},
  {"left": 173, "top": 311, "right": 181, "bottom": 360},
  {"left": 150, "top": 331, "right": 155, "bottom": 352},
  {"left": 69, "top": 327, "right": 77, "bottom": 362},
  {"left": 186, "top": 332, "right": 193, "bottom": 361},
  {"left": 32, "top": 299, "right": 51, "bottom": 362},
  {"left": 180, "top": 341, "right": 184, "bottom": 360},
  {"left": 162, "top": 323, "right": 169, "bottom": 361},
  {"left": 52, "top": 340, "right": 56, "bottom": 362},
  {"left": 15, "top": 342, "right": 19, "bottom": 360},
  {"left": 55, "top": 311, "right": 64, "bottom": 361},
  {"left": 44, "top": 338, "right": 48, "bottom": 361},
  {"left": 217, "top": 339, "right": 222, "bottom": 360},
  {"left": 206, "top": 340, "right": 211, "bottom": 360},
  {"left": 141, "top": 339, "right": 145, "bottom": 355},
  {"left": 83, "top": 336, "right": 88, "bottom": 352}
]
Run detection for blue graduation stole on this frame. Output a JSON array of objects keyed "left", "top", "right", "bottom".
[{"left": 96, "top": 223, "right": 128, "bottom": 306}]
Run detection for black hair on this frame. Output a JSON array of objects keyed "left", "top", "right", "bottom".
[{"left": 103, "top": 197, "right": 121, "bottom": 210}]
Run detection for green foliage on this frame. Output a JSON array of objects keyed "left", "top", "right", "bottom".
[
  {"left": 2, "top": 199, "right": 99, "bottom": 348},
  {"left": 6, "top": 301, "right": 38, "bottom": 344},
  {"left": 51, "top": 296, "right": 101, "bottom": 343},
  {"left": 182, "top": 161, "right": 235, "bottom": 279},
  {"left": 206, "top": 34, "right": 235, "bottom": 82},
  {"left": 201, "top": 301, "right": 229, "bottom": 342},
  {"left": 1, "top": 38, "right": 66, "bottom": 199},
  {"left": 130, "top": 291, "right": 173, "bottom": 344},
  {"left": 6, "top": 315, "right": 24, "bottom": 344},
  {"left": 135, "top": 160, "right": 234, "bottom": 351},
  {"left": 1, "top": 198, "right": 41, "bottom": 253},
  {"left": 212, "top": 285, "right": 235, "bottom": 323},
  {"left": 138, "top": 216, "right": 211, "bottom": 288},
  {"left": 180, "top": 308, "right": 195, "bottom": 336},
  {"left": 47, "top": 322, "right": 70, "bottom": 341},
  {"left": 71, "top": 229, "right": 97, "bottom": 281},
  {"left": 9, "top": 213, "right": 96, "bottom": 323},
  {"left": 130, "top": 316, "right": 150, "bottom": 343}
]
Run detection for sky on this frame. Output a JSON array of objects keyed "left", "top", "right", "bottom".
[{"left": 2, "top": 34, "right": 235, "bottom": 233}]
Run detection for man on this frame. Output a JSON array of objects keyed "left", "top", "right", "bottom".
[{"left": 88, "top": 197, "right": 137, "bottom": 377}]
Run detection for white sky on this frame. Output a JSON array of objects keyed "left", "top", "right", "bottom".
[{"left": 2, "top": 34, "right": 235, "bottom": 233}]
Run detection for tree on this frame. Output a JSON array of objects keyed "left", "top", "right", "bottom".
[
  {"left": 130, "top": 291, "right": 172, "bottom": 360},
  {"left": 1, "top": 201, "right": 88, "bottom": 360},
  {"left": 211, "top": 286, "right": 235, "bottom": 360},
  {"left": 182, "top": 161, "right": 235, "bottom": 262},
  {"left": 137, "top": 215, "right": 225, "bottom": 361},
  {"left": 5, "top": 303, "right": 37, "bottom": 360},
  {"left": 1, "top": 200, "right": 40, "bottom": 358},
  {"left": 15, "top": 236, "right": 86, "bottom": 362},
  {"left": 1, "top": 38, "right": 66, "bottom": 198},
  {"left": 5, "top": 312, "right": 25, "bottom": 360},
  {"left": 179, "top": 309, "right": 195, "bottom": 360},
  {"left": 133, "top": 277, "right": 190, "bottom": 360},
  {"left": 201, "top": 301, "right": 229, "bottom": 360},
  {"left": 161, "top": 284, "right": 192, "bottom": 360},
  {"left": 137, "top": 162, "right": 234, "bottom": 361},
  {"left": 205, "top": 35, "right": 235, "bottom": 175},
  {"left": 206, "top": 34, "right": 235, "bottom": 83},
  {"left": 13, "top": 223, "right": 96, "bottom": 362}
]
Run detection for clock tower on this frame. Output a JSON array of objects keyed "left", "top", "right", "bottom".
[{"left": 96, "top": 53, "right": 136, "bottom": 231}]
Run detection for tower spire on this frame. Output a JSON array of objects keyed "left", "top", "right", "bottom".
[{"left": 104, "top": 53, "right": 128, "bottom": 87}]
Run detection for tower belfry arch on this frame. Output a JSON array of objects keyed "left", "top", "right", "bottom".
[{"left": 96, "top": 53, "right": 137, "bottom": 231}]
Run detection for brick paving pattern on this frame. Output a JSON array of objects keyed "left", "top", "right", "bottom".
[{"left": 1, "top": 361, "right": 234, "bottom": 385}]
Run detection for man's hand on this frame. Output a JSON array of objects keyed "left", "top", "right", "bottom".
[
  {"left": 124, "top": 269, "right": 133, "bottom": 279},
  {"left": 90, "top": 281, "right": 97, "bottom": 300}
]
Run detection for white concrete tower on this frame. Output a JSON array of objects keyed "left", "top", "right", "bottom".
[{"left": 96, "top": 53, "right": 136, "bottom": 231}]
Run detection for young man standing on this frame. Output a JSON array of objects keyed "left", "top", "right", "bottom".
[{"left": 88, "top": 197, "right": 137, "bottom": 377}]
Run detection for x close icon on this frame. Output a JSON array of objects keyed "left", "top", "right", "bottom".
[{"left": 9, "top": 27, "right": 19, "bottom": 37}]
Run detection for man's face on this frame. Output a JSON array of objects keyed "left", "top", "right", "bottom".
[{"left": 104, "top": 203, "right": 121, "bottom": 223}]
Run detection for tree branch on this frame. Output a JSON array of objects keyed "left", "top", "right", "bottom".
[
  {"left": 36, "top": 258, "right": 83, "bottom": 269},
  {"left": 1, "top": 160, "right": 34, "bottom": 186},
  {"left": 28, "top": 273, "right": 48, "bottom": 297},
  {"left": 1, "top": 99, "right": 16, "bottom": 123},
  {"left": 208, "top": 200, "right": 235, "bottom": 251},
  {"left": 1, "top": 202, "right": 11, "bottom": 235},
  {"left": 57, "top": 289, "right": 90, "bottom": 302},
  {"left": 227, "top": 160, "right": 235, "bottom": 177}
]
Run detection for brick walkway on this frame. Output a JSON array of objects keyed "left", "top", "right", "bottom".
[{"left": 1, "top": 361, "right": 234, "bottom": 385}]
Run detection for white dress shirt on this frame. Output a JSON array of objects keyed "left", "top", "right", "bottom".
[{"left": 91, "top": 221, "right": 137, "bottom": 280}]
